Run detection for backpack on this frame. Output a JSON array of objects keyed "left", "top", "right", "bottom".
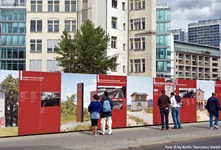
[
  {"left": 175, "top": 95, "right": 182, "bottom": 103},
  {"left": 103, "top": 99, "right": 111, "bottom": 112}
]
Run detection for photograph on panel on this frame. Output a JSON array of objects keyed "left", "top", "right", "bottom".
[
  {"left": 179, "top": 88, "right": 196, "bottom": 98},
  {"left": 97, "top": 86, "right": 126, "bottom": 99},
  {"left": 41, "top": 92, "right": 60, "bottom": 106}
]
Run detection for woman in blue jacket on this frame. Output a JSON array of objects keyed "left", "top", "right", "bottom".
[{"left": 88, "top": 94, "right": 102, "bottom": 135}]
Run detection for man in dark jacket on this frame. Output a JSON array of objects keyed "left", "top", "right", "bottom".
[
  {"left": 206, "top": 92, "right": 221, "bottom": 129},
  {"left": 157, "top": 90, "right": 171, "bottom": 130},
  {"left": 100, "top": 91, "right": 113, "bottom": 135}
]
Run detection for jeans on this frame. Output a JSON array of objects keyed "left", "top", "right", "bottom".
[
  {"left": 101, "top": 116, "right": 112, "bottom": 134},
  {"left": 172, "top": 107, "right": 182, "bottom": 128},
  {"left": 160, "top": 108, "right": 169, "bottom": 129},
  {"left": 209, "top": 112, "right": 219, "bottom": 128}
]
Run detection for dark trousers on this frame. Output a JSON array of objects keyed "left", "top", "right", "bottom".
[{"left": 160, "top": 108, "right": 169, "bottom": 129}]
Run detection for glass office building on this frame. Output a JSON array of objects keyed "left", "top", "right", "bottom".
[
  {"left": 156, "top": 3, "right": 172, "bottom": 77},
  {"left": 0, "top": 8, "right": 26, "bottom": 70}
]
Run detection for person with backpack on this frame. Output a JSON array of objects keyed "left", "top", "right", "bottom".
[
  {"left": 88, "top": 94, "right": 102, "bottom": 136},
  {"left": 100, "top": 91, "right": 113, "bottom": 135},
  {"left": 170, "top": 92, "right": 182, "bottom": 129},
  {"left": 206, "top": 92, "right": 221, "bottom": 129}
]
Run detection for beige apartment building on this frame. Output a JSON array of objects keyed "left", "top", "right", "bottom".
[
  {"left": 128, "top": 0, "right": 156, "bottom": 77},
  {"left": 26, "top": 0, "right": 156, "bottom": 76},
  {"left": 174, "top": 40, "right": 220, "bottom": 80}
]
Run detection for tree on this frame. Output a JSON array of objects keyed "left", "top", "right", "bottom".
[
  {"left": 0, "top": 74, "right": 18, "bottom": 127},
  {"left": 55, "top": 20, "right": 118, "bottom": 74}
]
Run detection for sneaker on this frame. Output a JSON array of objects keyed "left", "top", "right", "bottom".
[
  {"left": 172, "top": 127, "right": 177, "bottom": 129},
  {"left": 99, "top": 132, "right": 105, "bottom": 135},
  {"left": 214, "top": 125, "right": 218, "bottom": 129},
  {"left": 107, "top": 133, "right": 112, "bottom": 135},
  {"left": 210, "top": 127, "right": 213, "bottom": 129}
]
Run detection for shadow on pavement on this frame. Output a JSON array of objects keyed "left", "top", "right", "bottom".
[{"left": 192, "top": 125, "right": 209, "bottom": 129}]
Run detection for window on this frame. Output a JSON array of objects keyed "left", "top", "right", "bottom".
[
  {"left": 130, "top": 20, "right": 133, "bottom": 30},
  {"left": 30, "top": 20, "right": 42, "bottom": 32},
  {"left": 134, "top": 38, "right": 141, "bottom": 50},
  {"left": 130, "top": 0, "right": 133, "bottom": 10},
  {"left": 134, "top": 0, "right": 141, "bottom": 10},
  {"left": 65, "top": 0, "right": 76, "bottom": 12},
  {"left": 65, "top": 19, "right": 76, "bottom": 32},
  {"left": 48, "top": 19, "right": 59, "bottom": 32},
  {"left": 47, "top": 60, "right": 59, "bottom": 72},
  {"left": 83, "top": 0, "right": 88, "bottom": 3},
  {"left": 134, "top": 19, "right": 140, "bottom": 30},
  {"left": 142, "top": 37, "right": 145, "bottom": 49},
  {"left": 111, "top": 36, "right": 117, "bottom": 48},
  {"left": 130, "top": 39, "right": 133, "bottom": 49},
  {"left": 142, "top": 18, "right": 145, "bottom": 29},
  {"left": 47, "top": 39, "right": 59, "bottom": 52},
  {"left": 123, "top": 23, "right": 126, "bottom": 30},
  {"left": 30, "top": 39, "right": 42, "bottom": 52},
  {"left": 31, "top": 0, "right": 42, "bottom": 12},
  {"left": 122, "top": 2, "right": 125, "bottom": 10},
  {"left": 82, "top": 9, "right": 88, "bottom": 21},
  {"left": 123, "top": 65, "right": 125, "bottom": 73},
  {"left": 123, "top": 44, "right": 125, "bottom": 51},
  {"left": 48, "top": 0, "right": 59, "bottom": 12},
  {"left": 130, "top": 58, "right": 145, "bottom": 72},
  {"left": 112, "top": 0, "right": 117, "bottom": 8},
  {"left": 112, "top": 17, "right": 117, "bottom": 29},
  {"left": 30, "top": 59, "right": 42, "bottom": 71}
]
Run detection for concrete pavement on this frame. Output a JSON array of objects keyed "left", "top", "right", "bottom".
[{"left": 0, "top": 122, "right": 221, "bottom": 150}]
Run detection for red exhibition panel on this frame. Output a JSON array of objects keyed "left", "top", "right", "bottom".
[
  {"left": 18, "top": 71, "right": 41, "bottom": 135},
  {"left": 215, "top": 81, "right": 221, "bottom": 120},
  {"left": 176, "top": 79, "right": 196, "bottom": 123},
  {"left": 18, "top": 71, "right": 61, "bottom": 135},
  {"left": 153, "top": 78, "right": 165, "bottom": 125},
  {"left": 97, "top": 74, "right": 127, "bottom": 128}
]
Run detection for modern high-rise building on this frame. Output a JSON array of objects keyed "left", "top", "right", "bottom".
[
  {"left": 188, "top": 19, "right": 221, "bottom": 47},
  {"left": 128, "top": 0, "right": 156, "bottom": 77},
  {"left": 174, "top": 40, "right": 220, "bottom": 80},
  {"left": 171, "top": 29, "right": 187, "bottom": 42},
  {"left": 156, "top": 3, "right": 173, "bottom": 78},
  {"left": 0, "top": 0, "right": 26, "bottom": 70}
]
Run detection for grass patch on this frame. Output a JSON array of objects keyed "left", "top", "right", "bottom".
[
  {"left": 128, "top": 115, "right": 146, "bottom": 125},
  {"left": 69, "top": 124, "right": 91, "bottom": 131},
  {"left": 61, "top": 115, "right": 76, "bottom": 124},
  {"left": 145, "top": 107, "right": 153, "bottom": 113},
  {"left": 0, "top": 127, "right": 18, "bottom": 137}
]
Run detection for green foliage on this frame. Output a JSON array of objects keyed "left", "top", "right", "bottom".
[
  {"left": 55, "top": 20, "right": 118, "bottom": 74},
  {"left": 128, "top": 115, "right": 147, "bottom": 125},
  {"left": 83, "top": 108, "right": 90, "bottom": 121},
  {"left": 0, "top": 127, "right": 18, "bottom": 137},
  {"left": 0, "top": 74, "right": 18, "bottom": 127},
  {"left": 61, "top": 94, "right": 77, "bottom": 123}
]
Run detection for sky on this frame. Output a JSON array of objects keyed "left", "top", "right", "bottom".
[
  {"left": 157, "top": 0, "right": 221, "bottom": 30},
  {"left": 197, "top": 80, "right": 215, "bottom": 100}
]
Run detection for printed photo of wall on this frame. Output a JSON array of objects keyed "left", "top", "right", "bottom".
[
  {"left": 0, "top": 70, "right": 18, "bottom": 137},
  {"left": 196, "top": 80, "right": 214, "bottom": 122},
  {"left": 127, "top": 76, "right": 153, "bottom": 126}
]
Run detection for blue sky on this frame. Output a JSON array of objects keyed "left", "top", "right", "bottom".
[
  {"left": 197, "top": 80, "right": 215, "bottom": 100},
  {"left": 0, "top": 70, "right": 18, "bottom": 83},
  {"left": 127, "top": 76, "right": 153, "bottom": 105},
  {"left": 61, "top": 73, "right": 96, "bottom": 107}
]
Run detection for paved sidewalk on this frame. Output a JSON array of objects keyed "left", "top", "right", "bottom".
[{"left": 0, "top": 122, "right": 221, "bottom": 150}]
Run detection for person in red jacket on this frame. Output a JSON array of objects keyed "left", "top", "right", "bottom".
[{"left": 157, "top": 90, "right": 171, "bottom": 130}]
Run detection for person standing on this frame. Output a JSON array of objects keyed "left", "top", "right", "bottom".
[
  {"left": 157, "top": 90, "right": 171, "bottom": 130},
  {"left": 100, "top": 91, "right": 113, "bottom": 135},
  {"left": 170, "top": 92, "right": 182, "bottom": 129},
  {"left": 206, "top": 92, "right": 221, "bottom": 129},
  {"left": 88, "top": 94, "right": 102, "bottom": 135}
]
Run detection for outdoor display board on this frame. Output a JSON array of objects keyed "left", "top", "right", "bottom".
[
  {"left": 18, "top": 71, "right": 61, "bottom": 135},
  {"left": 97, "top": 74, "right": 127, "bottom": 128},
  {"left": 0, "top": 70, "right": 220, "bottom": 137}
]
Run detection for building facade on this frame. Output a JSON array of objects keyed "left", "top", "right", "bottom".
[
  {"left": 188, "top": 19, "right": 221, "bottom": 48},
  {"left": 128, "top": 0, "right": 156, "bottom": 77},
  {"left": 156, "top": 3, "right": 173, "bottom": 78},
  {"left": 171, "top": 29, "right": 187, "bottom": 42},
  {"left": 174, "top": 40, "right": 220, "bottom": 80},
  {"left": 0, "top": 0, "right": 26, "bottom": 70}
]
